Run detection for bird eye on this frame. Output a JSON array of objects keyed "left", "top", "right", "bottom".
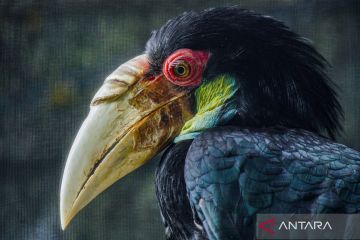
[
  {"left": 163, "top": 49, "right": 210, "bottom": 87},
  {"left": 173, "top": 61, "right": 191, "bottom": 78}
]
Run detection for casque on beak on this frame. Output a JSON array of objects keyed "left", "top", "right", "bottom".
[{"left": 60, "top": 54, "right": 194, "bottom": 229}]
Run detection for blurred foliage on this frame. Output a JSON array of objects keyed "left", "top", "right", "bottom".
[{"left": 0, "top": 0, "right": 359, "bottom": 239}]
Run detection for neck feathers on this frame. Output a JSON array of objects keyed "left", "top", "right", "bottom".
[{"left": 175, "top": 75, "right": 239, "bottom": 142}]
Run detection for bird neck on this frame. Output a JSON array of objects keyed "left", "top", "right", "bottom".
[{"left": 174, "top": 75, "right": 239, "bottom": 143}]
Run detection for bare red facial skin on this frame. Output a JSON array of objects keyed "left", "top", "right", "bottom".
[{"left": 163, "top": 49, "right": 210, "bottom": 87}]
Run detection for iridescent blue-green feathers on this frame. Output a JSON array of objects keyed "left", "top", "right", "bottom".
[{"left": 185, "top": 127, "right": 360, "bottom": 240}]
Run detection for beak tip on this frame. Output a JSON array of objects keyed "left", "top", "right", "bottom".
[
  {"left": 61, "top": 221, "right": 67, "bottom": 231},
  {"left": 60, "top": 208, "right": 74, "bottom": 230},
  {"left": 60, "top": 193, "right": 74, "bottom": 231},
  {"left": 60, "top": 206, "right": 69, "bottom": 230}
]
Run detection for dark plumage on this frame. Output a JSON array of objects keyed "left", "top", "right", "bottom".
[
  {"left": 185, "top": 127, "right": 360, "bottom": 239},
  {"left": 150, "top": 7, "right": 359, "bottom": 240},
  {"left": 156, "top": 140, "right": 207, "bottom": 240},
  {"left": 146, "top": 7, "right": 342, "bottom": 138}
]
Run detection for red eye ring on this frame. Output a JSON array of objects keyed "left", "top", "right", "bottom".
[{"left": 163, "top": 49, "right": 210, "bottom": 87}]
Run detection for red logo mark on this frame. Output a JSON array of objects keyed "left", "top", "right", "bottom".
[{"left": 258, "top": 217, "right": 276, "bottom": 235}]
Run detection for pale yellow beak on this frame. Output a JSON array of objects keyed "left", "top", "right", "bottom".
[{"left": 60, "top": 54, "right": 194, "bottom": 229}]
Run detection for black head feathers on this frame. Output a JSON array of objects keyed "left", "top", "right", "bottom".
[{"left": 145, "top": 7, "right": 343, "bottom": 139}]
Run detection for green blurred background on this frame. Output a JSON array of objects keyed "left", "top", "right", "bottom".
[{"left": 0, "top": 0, "right": 359, "bottom": 239}]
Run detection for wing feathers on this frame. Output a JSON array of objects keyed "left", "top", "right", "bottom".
[{"left": 185, "top": 127, "right": 360, "bottom": 240}]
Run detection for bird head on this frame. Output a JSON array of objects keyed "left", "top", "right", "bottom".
[{"left": 60, "top": 7, "right": 342, "bottom": 229}]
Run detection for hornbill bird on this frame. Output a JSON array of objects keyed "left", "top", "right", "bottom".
[{"left": 60, "top": 7, "right": 360, "bottom": 240}]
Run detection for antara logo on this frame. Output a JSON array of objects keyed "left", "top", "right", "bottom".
[
  {"left": 258, "top": 217, "right": 276, "bottom": 235},
  {"left": 278, "top": 221, "right": 332, "bottom": 231}
]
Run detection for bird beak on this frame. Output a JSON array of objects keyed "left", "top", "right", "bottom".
[{"left": 60, "top": 54, "right": 194, "bottom": 229}]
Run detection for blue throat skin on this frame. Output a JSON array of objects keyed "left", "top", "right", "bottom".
[{"left": 174, "top": 75, "right": 239, "bottom": 143}]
